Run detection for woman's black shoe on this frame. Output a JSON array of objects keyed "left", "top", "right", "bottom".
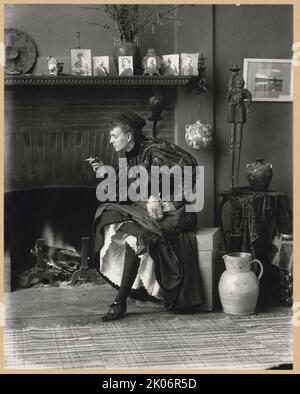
[{"left": 101, "top": 301, "right": 127, "bottom": 322}]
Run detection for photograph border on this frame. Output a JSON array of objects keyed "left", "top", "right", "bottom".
[{"left": 0, "top": 0, "right": 299, "bottom": 378}]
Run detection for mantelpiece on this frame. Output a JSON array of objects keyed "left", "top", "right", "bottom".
[{"left": 5, "top": 75, "right": 196, "bottom": 87}]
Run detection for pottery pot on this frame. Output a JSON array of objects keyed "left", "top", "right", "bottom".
[
  {"left": 246, "top": 158, "right": 273, "bottom": 191},
  {"left": 113, "top": 38, "right": 141, "bottom": 75},
  {"left": 218, "top": 252, "right": 264, "bottom": 315}
]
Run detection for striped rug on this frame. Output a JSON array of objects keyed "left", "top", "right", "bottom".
[{"left": 4, "top": 314, "right": 292, "bottom": 370}]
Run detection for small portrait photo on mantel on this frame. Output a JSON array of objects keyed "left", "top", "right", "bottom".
[
  {"left": 162, "top": 54, "right": 179, "bottom": 76},
  {"left": 71, "top": 49, "right": 92, "bottom": 76},
  {"left": 118, "top": 56, "right": 134, "bottom": 76},
  {"left": 180, "top": 53, "right": 199, "bottom": 76},
  {"left": 147, "top": 56, "right": 157, "bottom": 70},
  {"left": 93, "top": 56, "right": 110, "bottom": 76}
]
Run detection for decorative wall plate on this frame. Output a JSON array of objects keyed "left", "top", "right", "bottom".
[{"left": 4, "top": 28, "right": 37, "bottom": 74}]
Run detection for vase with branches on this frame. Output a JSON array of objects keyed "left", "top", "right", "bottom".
[{"left": 81, "top": 4, "right": 187, "bottom": 75}]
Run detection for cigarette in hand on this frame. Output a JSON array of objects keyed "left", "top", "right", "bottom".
[
  {"left": 85, "top": 157, "right": 103, "bottom": 173},
  {"left": 85, "top": 157, "right": 99, "bottom": 164}
]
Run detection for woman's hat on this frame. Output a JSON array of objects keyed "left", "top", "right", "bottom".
[{"left": 114, "top": 112, "right": 146, "bottom": 130}]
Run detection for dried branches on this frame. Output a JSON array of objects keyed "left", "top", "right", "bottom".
[{"left": 81, "top": 4, "right": 188, "bottom": 40}]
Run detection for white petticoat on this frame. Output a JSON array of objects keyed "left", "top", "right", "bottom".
[{"left": 99, "top": 223, "right": 163, "bottom": 299}]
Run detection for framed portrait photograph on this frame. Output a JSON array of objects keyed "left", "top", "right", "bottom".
[
  {"left": 118, "top": 56, "right": 134, "bottom": 76},
  {"left": 141, "top": 49, "right": 161, "bottom": 76},
  {"left": 180, "top": 53, "right": 199, "bottom": 76},
  {"left": 243, "top": 58, "right": 293, "bottom": 101},
  {"left": 71, "top": 49, "right": 92, "bottom": 76},
  {"left": 93, "top": 56, "right": 110, "bottom": 76},
  {"left": 162, "top": 54, "right": 179, "bottom": 76}
]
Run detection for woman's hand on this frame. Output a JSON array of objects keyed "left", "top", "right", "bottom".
[{"left": 85, "top": 157, "right": 103, "bottom": 173}]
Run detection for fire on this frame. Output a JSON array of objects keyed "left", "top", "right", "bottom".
[
  {"left": 42, "top": 224, "right": 76, "bottom": 252},
  {"left": 31, "top": 224, "right": 81, "bottom": 276}
]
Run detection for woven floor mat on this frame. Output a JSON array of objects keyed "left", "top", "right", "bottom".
[{"left": 4, "top": 314, "right": 293, "bottom": 370}]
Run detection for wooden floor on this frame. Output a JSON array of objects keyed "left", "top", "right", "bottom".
[{"left": 5, "top": 282, "right": 290, "bottom": 329}]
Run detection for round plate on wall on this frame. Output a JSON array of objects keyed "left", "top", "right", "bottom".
[{"left": 4, "top": 28, "right": 37, "bottom": 74}]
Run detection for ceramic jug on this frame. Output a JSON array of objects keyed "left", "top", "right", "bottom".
[
  {"left": 218, "top": 252, "right": 264, "bottom": 315},
  {"left": 246, "top": 158, "right": 273, "bottom": 191}
]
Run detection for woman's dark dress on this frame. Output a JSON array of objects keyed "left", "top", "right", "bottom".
[{"left": 91, "top": 138, "right": 203, "bottom": 311}]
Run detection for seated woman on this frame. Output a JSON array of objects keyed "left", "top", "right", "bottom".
[{"left": 89, "top": 112, "right": 203, "bottom": 322}]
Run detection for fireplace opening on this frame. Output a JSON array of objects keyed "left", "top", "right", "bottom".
[{"left": 5, "top": 187, "right": 100, "bottom": 291}]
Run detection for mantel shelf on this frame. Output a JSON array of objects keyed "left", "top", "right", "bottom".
[{"left": 4, "top": 74, "right": 196, "bottom": 87}]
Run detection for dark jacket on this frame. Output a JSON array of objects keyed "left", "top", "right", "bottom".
[{"left": 118, "top": 138, "right": 198, "bottom": 208}]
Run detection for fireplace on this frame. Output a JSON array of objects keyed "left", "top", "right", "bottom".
[
  {"left": 4, "top": 82, "right": 176, "bottom": 290},
  {"left": 4, "top": 188, "right": 100, "bottom": 290}
]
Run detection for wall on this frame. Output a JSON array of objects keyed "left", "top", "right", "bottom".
[
  {"left": 4, "top": 4, "right": 175, "bottom": 75},
  {"left": 214, "top": 5, "right": 293, "bottom": 203},
  {"left": 176, "top": 5, "right": 214, "bottom": 227}
]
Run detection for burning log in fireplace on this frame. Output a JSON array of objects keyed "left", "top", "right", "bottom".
[
  {"left": 21, "top": 236, "right": 102, "bottom": 287},
  {"left": 31, "top": 242, "right": 81, "bottom": 272},
  {"left": 21, "top": 239, "right": 80, "bottom": 287}
]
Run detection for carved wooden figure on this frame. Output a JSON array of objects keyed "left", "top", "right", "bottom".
[{"left": 227, "top": 65, "right": 252, "bottom": 189}]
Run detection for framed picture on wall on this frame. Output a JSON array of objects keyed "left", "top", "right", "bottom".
[{"left": 243, "top": 58, "right": 293, "bottom": 101}]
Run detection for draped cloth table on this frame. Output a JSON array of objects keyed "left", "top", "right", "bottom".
[{"left": 218, "top": 188, "right": 292, "bottom": 303}]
